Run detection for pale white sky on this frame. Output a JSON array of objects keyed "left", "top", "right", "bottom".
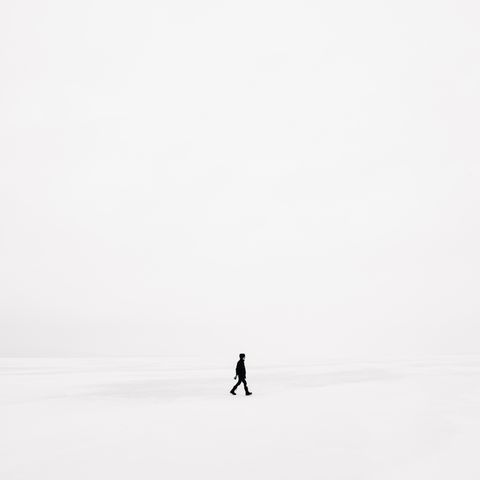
[{"left": 1, "top": 0, "right": 479, "bottom": 359}]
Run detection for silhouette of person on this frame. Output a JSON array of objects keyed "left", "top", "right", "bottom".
[{"left": 230, "top": 353, "right": 252, "bottom": 396}]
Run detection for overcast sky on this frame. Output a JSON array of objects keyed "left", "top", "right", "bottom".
[{"left": 1, "top": 0, "right": 479, "bottom": 360}]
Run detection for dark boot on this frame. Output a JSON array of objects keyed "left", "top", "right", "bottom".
[
  {"left": 230, "top": 390, "right": 236, "bottom": 395},
  {"left": 246, "top": 391, "right": 252, "bottom": 396}
]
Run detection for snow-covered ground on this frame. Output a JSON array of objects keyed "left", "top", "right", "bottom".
[{"left": 2, "top": 356, "right": 480, "bottom": 480}]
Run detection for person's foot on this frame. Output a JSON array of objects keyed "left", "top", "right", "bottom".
[
  {"left": 246, "top": 392, "right": 252, "bottom": 396},
  {"left": 230, "top": 390, "right": 236, "bottom": 395}
]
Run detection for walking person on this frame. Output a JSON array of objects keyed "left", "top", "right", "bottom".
[{"left": 230, "top": 353, "right": 252, "bottom": 396}]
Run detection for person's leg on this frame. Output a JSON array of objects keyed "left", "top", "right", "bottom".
[
  {"left": 231, "top": 378, "right": 242, "bottom": 393},
  {"left": 242, "top": 378, "right": 249, "bottom": 394}
]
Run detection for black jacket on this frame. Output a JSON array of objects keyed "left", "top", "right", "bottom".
[{"left": 236, "top": 359, "right": 246, "bottom": 378}]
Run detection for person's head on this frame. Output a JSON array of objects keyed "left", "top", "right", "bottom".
[{"left": 239, "top": 353, "right": 245, "bottom": 360}]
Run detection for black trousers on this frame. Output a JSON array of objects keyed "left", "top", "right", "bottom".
[{"left": 231, "top": 376, "right": 249, "bottom": 393}]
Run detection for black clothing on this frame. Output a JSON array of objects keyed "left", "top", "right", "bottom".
[
  {"left": 231, "top": 376, "right": 249, "bottom": 394},
  {"left": 235, "top": 359, "right": 246, "bottom": 378}
]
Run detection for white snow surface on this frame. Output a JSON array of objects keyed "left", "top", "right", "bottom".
[{"left": 2, "top": 356, "right": 480, "bottom": 480}]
